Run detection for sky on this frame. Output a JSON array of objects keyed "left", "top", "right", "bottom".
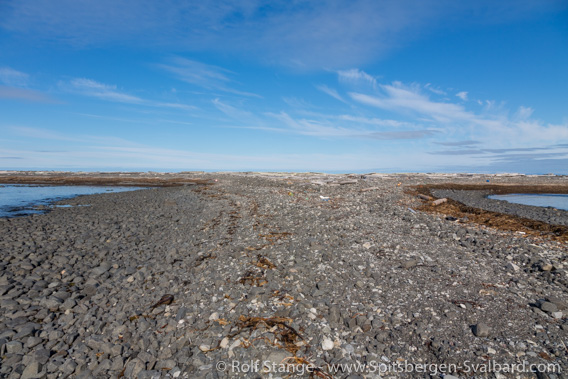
[{"left": 0, "top": 0, "right": 567, "bottom": 174}]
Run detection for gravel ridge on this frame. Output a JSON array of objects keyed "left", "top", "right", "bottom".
[{"left": 1, "top": 173, "right": 568, "bottom": 378}]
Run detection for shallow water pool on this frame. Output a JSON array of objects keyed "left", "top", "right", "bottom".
[
  {"left": 488, "top": 193, "right": 568, "bottom": 211},
  {"left": 0, "top": 184, "right": 145, "bottom": 217}
]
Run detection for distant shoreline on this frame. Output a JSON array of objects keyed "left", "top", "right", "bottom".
[
  {"left": 0, "top": 170, "right": 565, "bottom": 187},
  {"left": 0, "top": 171, "right": 213, "bottom": 187}
]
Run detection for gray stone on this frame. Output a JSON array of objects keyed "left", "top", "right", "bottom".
[
  {"left": 61, "top": 298, "right": 77, "bottom": 311},
  {"left": 546, "top": 296, "right": 566, "bottom": 310},
  {"left": 402, "top": 259, "right": 418, "bottom": 269},
  {"left": 540, "top": 302, "right": 558, "bottom": 313},
  {"left": 110, "top": 356, "right": 124, "bottom": 372},
  {"left": 137, "top": 370, "right": 162, "bottom": 379},
  {"left": 33, "top": 349, "right": 51, "bottom": 365},
  {"left": 39, "top": 297, "right": 62, "bottom": 310},
  {"left": 472, "top": 323, "right": 490, "bottom": 337},
  {"left": 91, "top": 262, "right": 111, "bottom": 277},
  {"left": 59, "top": 359, "right": 77, "bottom": 376},
  {"left": 328, "top": 306, "right": 340, "bottom": 325},
  {"left": 82, "top": 285, "right": 99, "bottom": 296},
  {"left": 156, "top": 359, "right": 176, "bottom": 370},
  {"left": 505, "top": 262, "right": 520, "bottom": 272},
  {"left": 14, "top": 323, "right": 38, "bottom": 339},
  {"left": 176, "top": 307, "right": 187, "bottom": 322},
  {"left": 110, "top": 344, "right": 124, "bottom": 356},
  {"left": 262, "top": 349, "right": 293, "bottom": 372},
  {"left": 48, "top": 330, "right": 64, "bottom": 342},
  {"left": 25, "top": 337, "right": 43, "bottom": 349},
  {"left": 75, "top": 370, "right": 96, "bottom": 379},
  {"left": 20, "top": 361, "right": 46, "bottom": 379},
  {"left": 6, "top": 340, "right": 23, "bottom": 354},
  {"left": 124, "top": 357, "right": 146, "bottom": 378},
  {"left": 93, "top": 359, "right": 112, "bottom": 375}
]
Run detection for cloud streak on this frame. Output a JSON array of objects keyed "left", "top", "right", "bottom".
[
  {"left": 159, "top": 57, "right": 260, "bottom": 97},
  {"left": 365, "top": 130, "right": 438, "bottom": 140},
  {"left": 67, "top": 78, "right": 144, "bottom": 104},
  {"left": 0, "top": 67, "right": 29, "bottom": 86},
  {"left": 338, "top": 69, "right": 377, "bottom": 87},
  {"left": 316, "top": 84, "right": 345, "bottom": 103},
  {"left": 456, "top": 91, "right": 468, "bottom": 101},
  {"left": 269, "top": 112, "right": 436, "bottom": 141},
  {"left": 61, "top": 78, "right": 196, "bottom": 110},
  {"left": 436, "top": 140, "right": 480, "bottom": 146},
  {"left": 346, "top": 79, "right": 568, "bottom": 149},
  {"left": 350, "top": 83, "right": 473, "bottom": 122}
]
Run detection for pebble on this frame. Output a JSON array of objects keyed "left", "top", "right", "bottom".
[
  {"left": 540, "top": 302, "right": 558, "bottom": 313},
  {"left": 402, "top": 259, "right": 418, "bottom": 269},
  {"left": 199, "top": 345, "right": 210, "bottom": 352},
  {"left": 505, "top": 262, "right": 520, "bottom": 272},
  {"left": 219, "top": 337, "right": 229, "bottom": 349},
  {"left": 20, "top": 362, "right": 44, "bottom": 379},
  {"left": 321, "top": 337, "right": 334, "bottom": 350},
  {"left": 472, "top": 323, "right": 491, "bottom": 337}
]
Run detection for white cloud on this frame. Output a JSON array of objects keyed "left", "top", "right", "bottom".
[
  {"left": 456, "top": 91, "right": 468, "bottom": 101},
  {"left": 342, "top": 78, "right": 568, "bottom": 154},
  {"left": 515, "top": 105, "right": 534, "bottom": 120},
  {"left": 282, "top": 97, "right": 316, "bottom": 109},
  {"left": 365, "top": 130, "right": 438, "bottom": 140},
  {"left": 269, "top": 112, "right": 352, "bottom": 137},
  {"left": 425, "top": 83, "right": 446, "bottom": 95},
  {"left": 0, "top": 67, "right": 29, "bottom": 86},
  {"left": 336, "top": 115, "right": 414, "bottom": 128},
  {"left": 350, "top": 83, "right": 473, "bottom": 122},
  {"left": 267, "top": 111, "right": 437, "bottom": 141},
  {"left": 338, "top": 69, "right": 377, "bottom": 87},
  {"left": 68, "top": 78, "right": 144, "bottom": 104},
  {"left": 159, "top": 57, "right": 260, "bottom": 97},
  {"left": 316, "top": 84, "right": 345, "bottom": 102},
  {"left": 212, "top": 98, "right": 255, "bottom": 120},
  {"left": 62, "top": 78, "right": 195, "bottom": 110},
  {"left": 159, "top": 58, "right": 231, "bottom": 88}
]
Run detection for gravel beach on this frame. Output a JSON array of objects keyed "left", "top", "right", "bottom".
[{"left": 1, "top": 172, "right": 568, "bottom": 378}]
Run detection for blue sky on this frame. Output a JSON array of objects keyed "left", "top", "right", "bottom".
[{"left": 1, "top": 0, "right": 567, "bottom": 173}]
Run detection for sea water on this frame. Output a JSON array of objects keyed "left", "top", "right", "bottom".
[
  {"left": 0, "top": 184, "right": 145, "bottom": 217},
  {"left": 488, "top": 193, "right": 568, "bottom": 211}
]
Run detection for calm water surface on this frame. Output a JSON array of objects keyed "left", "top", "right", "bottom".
[
  {"left": 0, "top": 184, "right": 145, "bottom": 217},
  {"left": 488, "top": 193, "right": 568, "bottom": 211}
]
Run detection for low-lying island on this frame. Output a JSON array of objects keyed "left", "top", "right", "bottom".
[{"left": 1, "top": 171, "right": 567, "bottom": 378}]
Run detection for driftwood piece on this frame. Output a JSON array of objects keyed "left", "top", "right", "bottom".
[
  {"left": 337, "top": 180, "right": 358, "bottom": 185},
  {"left": 432, "top": 198, "right": 448, "bottom": 206},
  {"left": 360, "top": 187, "right": 380, "bottom": 192}
]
